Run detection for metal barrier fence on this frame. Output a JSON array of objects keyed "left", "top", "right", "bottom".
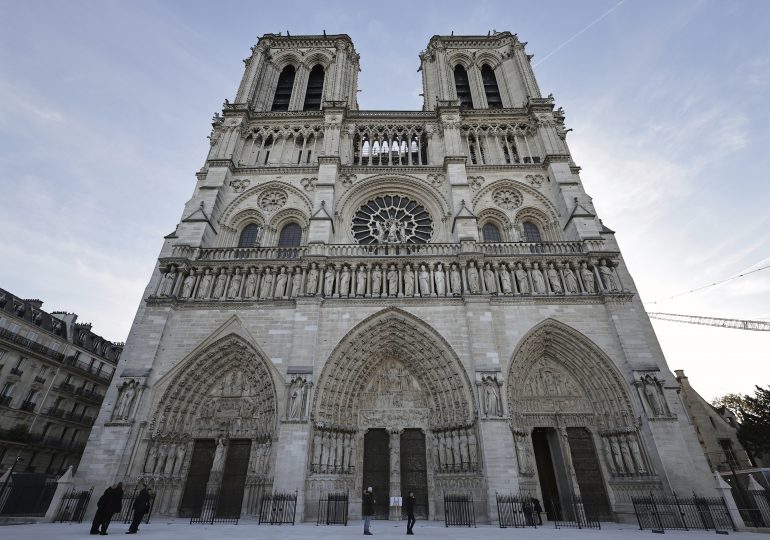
[
  {"left": 258, "top": 491, "right": 297, "bottom": 525},
  {"left": 115, "top": 485, "right": 156, "bottom": 525},
  {"left": 496, "top": 493, "right": 539, "bottom": 528},
  {"left": 317, "top": 491, "right": 349, "bottom": 525},
  {"left": 632, "top": 493, "right": 735, "bottom": 532},
  {"left": 545, "top": 495, "right": 601, "bottom": 529},
  {"left": 54, "top": 487, "right": 93, "bottom": 523},
  {"left": 189, "top": 493, "right": 240, "bottom": 525},
  {"left": 0, "top": 473, "right": 57, "bottom": 516},
  {"left": 444, "top": 492, "right": 476, "bottom": 527}
]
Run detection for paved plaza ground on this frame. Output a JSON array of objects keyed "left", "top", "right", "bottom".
[{"left": 3, "top": 519, "right": 766, "bottom": 540}]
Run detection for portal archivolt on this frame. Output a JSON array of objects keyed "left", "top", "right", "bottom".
[{"left": 313, "top": 308, "right": 475, "bottom": 429}]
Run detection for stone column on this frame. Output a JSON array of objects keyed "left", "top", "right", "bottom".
[
  {"left": 715, "top": 472, "right": 745, "bottom": 529},
  {"left": 388, "top": 428, "right": 402, "bottom": 521}
]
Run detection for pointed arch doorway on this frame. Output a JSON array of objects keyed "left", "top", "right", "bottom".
[
  {"left": 507, "top": 320, "right": 648, "bottom": 520},
  {"left": 310, "top": 308, "right": 479, "bottom": 521}
]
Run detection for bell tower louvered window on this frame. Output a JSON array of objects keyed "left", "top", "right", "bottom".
[
  {"left": 453, "top": 65, "right": 473, "bottom": 109},
  {"left": 303, "top": 65, "right": 324, "bottom": 111},
  {"left": 271, "top": 65, "right": 296, "bottom": 111},
  {"left": 481, "top": 65, "right": 502, "bottom": 108}
]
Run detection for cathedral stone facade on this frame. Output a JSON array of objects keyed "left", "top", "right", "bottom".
[{"left": 75, "top": 32, "right": 715, "bottom": 523}]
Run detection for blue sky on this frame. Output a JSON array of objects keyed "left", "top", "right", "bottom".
[{"left": 0, "top": 1, "right": 768, "bottom": 400}]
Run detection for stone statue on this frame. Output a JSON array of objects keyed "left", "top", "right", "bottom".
[
  {"left": 563, "top": 265, "right": 578, "bottom": 293},
  {"left": 371, "top": 265, "right": 382, "bottom": 297},
  {"left": 643, "top": 376, "right": 665, "bottom": 416},
  {"left": 515, "top": 263, "right": 529, "bottom": 293},
  {"left": 467, "top": 262, "right": 480, "bottom": 293},
  {"left": 629, "top": 435, "right": 646, "bottom": 474},
  {"left": 289, "top": 379, "right": 305, "bottom": 419},
  {"left": 291, "top": 268, "right": 302, "bottom": 298},
  {"left": 197, "top": 268, "right": 213, "bottom": 298},
  {"left": 144, "top": 445, "right": 157, "bottom": 473},
  {"left": 610, "top": 437, "right": 624, "bottom": 474},
  {"left": 114, "top": 382, "right": 136, "bottom": 421},
  {"left": 449, "top": 263, "right": 462, "bottom": 295},
  {"left": 356, "top": 266, "right": 366, "bottom": 296},
  {"left": 227, "top": 267, "right": 242, "bottom": 298},
  {"left": 403, "top": 265, "right": 414, "bottom": 297},
  {"left": 602, "top": 438, "right": 617, "bottom": 475},
  {"left": 313, "top": 431, "right": 323, "bottom": 469},
  {"left": 181, "top": 269, "right": 196, "bottom": 298},
  {"left": 158, "top": 265, "right": 176, "bottom": 297},
  {"left": 531, "top": 263, "right": 546, "bottom": 293},
  {"left": 483, "top": 263, "right": 496, "bottom": 293},
  {"left": 547, "top": 263, "right": 562, "bottom": 293},
  {"left": 260, "top": 268, "right": 274, "bottom": 299},
  {"left": 324, "top": 266, "right": 335, "bottom": 296},
  {"left": 387, "top": 265, "right": 398, "bottom": 296},
  {"left": 514, "top": 434, "right": 533, "bottom": 475},
  {"left": 619, "top": 436, "right": 635, "bottom": 474},
  {"left": 483, "top": 379, "right": 501, "bottom": 417},
  {"left": 435, "top": 263, "right": 446, "bottom": 296},
  {"left": 374, "top": 221, "right": 385, "bottom": 243},
  {"left": 244, "top": 268, "right": 258, "bottom": 298},
  {"left": 211, "top": 437, "right": 227, "bottom": 473},
  {"left": 580, "top": 262, "right": 596, "bottom": 293},
  {"left": 499, "top": 265, "right": 512, "bottom": 294},
  {"left": 418, "top": 264, "right": 430, "bottom": 296},
  {"left": 339, "top": 266, "right": 351, "bottom": 297},
  {"left": 174, "top": 444, "right": 187, "bottom": 476},
  {"left": 212, "top": 268, "right": 227, "bottom": 298},
  {"left": 274, "top": 267, "right": 288, "bottom": 298},
  {"left": 306, "top": 263, "right": 319, "bottom": 296},
  {"left": 599, "top": 259, "right": 619, "bottom": 292}
]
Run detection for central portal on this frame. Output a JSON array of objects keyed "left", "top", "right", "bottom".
[{"left": 400, "top": 429, "right": 428, "bottom": 519}]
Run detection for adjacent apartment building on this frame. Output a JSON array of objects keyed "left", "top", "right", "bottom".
[{"left": 0, "top": 288, "right": 123, "bottom": 475}]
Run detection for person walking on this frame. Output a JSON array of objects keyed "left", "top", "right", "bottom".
[
  {"left": 125, "top": 483, "right": 151, "bottom": 534},
  {"left": 532, "top": 497, "right": 543, "bottom": 525},
  {"left": 404, "top": 491, "right": 416, "bottom": 535},
  {"left": 90, "top": 484, "right": 115, "bottom": 534},
  {"left": 362, "top": 486, "right": 375, "bottom": 535},
  {"left": 90, "top": 482, "right": 123, "bottom": 535}
]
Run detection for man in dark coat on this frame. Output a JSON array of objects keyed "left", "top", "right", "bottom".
[
  {"left": 126, "top": 483, "right": 151, "bottom": 534},
  {"left": 90, "top": 482, "right": 123, "bottom": 535},
  {"left": 532, "top": 497, "right": 543, "bottom": 525},
  {"left": 90, "top": 485, "right": 114, "bottom": 534},
  {"left": 404, "top": 491, "right": 416, "bottom": 535},
  {"left": 362, "top": 486, "right": 374, "bottom": 535}
]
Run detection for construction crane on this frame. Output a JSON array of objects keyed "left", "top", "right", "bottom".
[{"left": 647, "top": 312, "right": 770, "bottom": 332}]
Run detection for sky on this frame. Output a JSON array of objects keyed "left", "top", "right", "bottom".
[{"left": 0, "top": 0, "right": 768, "bottom": 402}]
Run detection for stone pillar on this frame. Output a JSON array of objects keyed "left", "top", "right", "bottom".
[
  {"left": 388, "top": 428, "right": 402, "bottom": 520},
  {"left": 747, "top": 474, "right": 770, "bottom": 526},
  {"left": 273, "top": 422, "right": 312, "bottom": 522},
  {"left": 479, "top": 421, "right": 519, "bottom": 524},
  {"left": 44, "top": 466, "right": 74, "bottom": 522},
  {"left": 715, "top": 472, "right": 745, "bottom": 529}
]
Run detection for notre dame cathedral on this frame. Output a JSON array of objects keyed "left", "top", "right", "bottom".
[{"left": 76, "top": 32, "right": 715, "bottom": 523}]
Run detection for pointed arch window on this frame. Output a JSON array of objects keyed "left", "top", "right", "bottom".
[
  {"left": 522, "top": 221, "right": 542, "bottom": 242},
  {"left": 238, "top": 223, "right": 262, "bottom": 248},
  {"left": 278, "top": 223, "right": 302, "bottom": 247},
  {"left": 482, "top": 223, "right": 502, "bottom": 243},
  {"left": 271, "top": 65, "right": 296, "bottom": 111},
  {"left": 454, "top": 65, "right": 473, "bottom": 108},
  {"left": 481, "top": 64, "right": 502, "bottom": 108},
  {"left": 303, "top": 65, "right": 324, "bottom": 111}
]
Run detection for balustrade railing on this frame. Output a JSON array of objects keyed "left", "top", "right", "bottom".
[{"left": 172, "top": 241, "right": 602, "bottom": 262}]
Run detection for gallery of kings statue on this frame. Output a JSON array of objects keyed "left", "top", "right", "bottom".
[{"left": 74, "top": 32, "right": 716, "bottom": 523}]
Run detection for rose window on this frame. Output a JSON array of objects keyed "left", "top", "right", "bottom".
[
  {"left": 258, "top": 189, "right": 287, "bottom": 212},
  {"left": 352, "top": 195, "right": 433, "bottom": 244},
  {"left": 493, "top": 188, "right": 523, "bottom": 210}
]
